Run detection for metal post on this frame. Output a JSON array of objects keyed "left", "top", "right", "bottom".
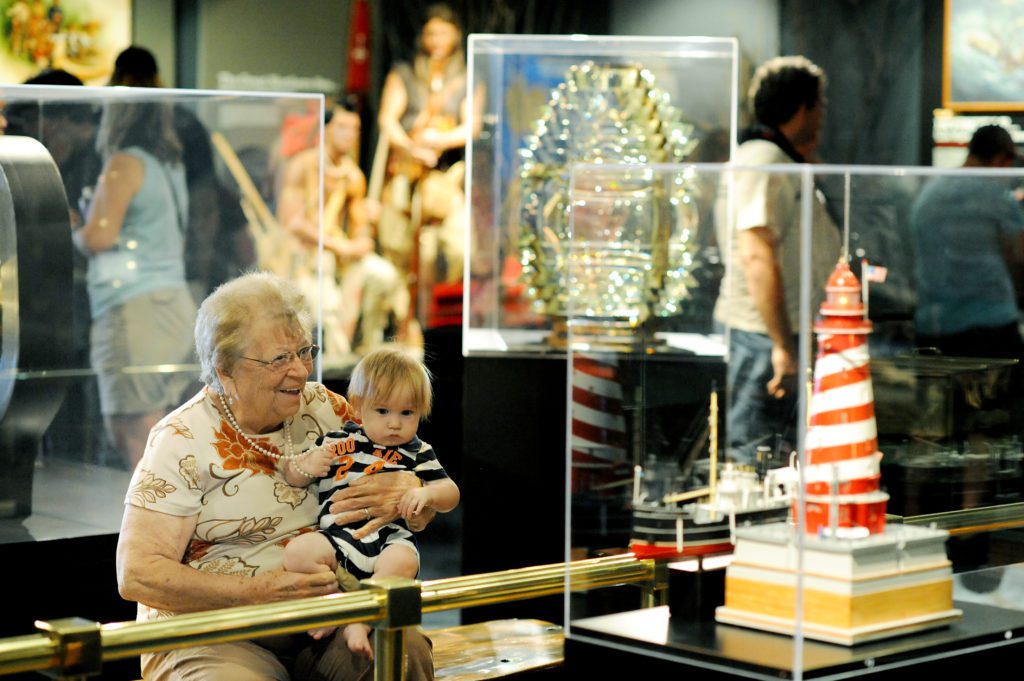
[
  {"left": 35, "top": 617, "right": 101, "bottom": 680},
  {"left": 640, "top": 559, "right": 669, "bottom": 608},
  {"left": 363, "top": 577, "right": 421, "bottom": 681},
  {"left": 374, "top": 626, "right": 406, "bottom": 681}
]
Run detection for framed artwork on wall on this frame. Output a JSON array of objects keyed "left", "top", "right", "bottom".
[
  {"left": 943, "top": 0, "right": 1024, "bottom": 111},
  {"left": 0, "top": 0, "right": 131, "bottom": 85}
]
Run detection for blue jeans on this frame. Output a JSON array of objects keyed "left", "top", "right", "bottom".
[{"left": 726, "top": 329, "right": 798, "bottom": 465}]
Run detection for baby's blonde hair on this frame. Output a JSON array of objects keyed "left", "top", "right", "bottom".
[{"left": 347, "top": 345, "right": 433, "bottom": 416}]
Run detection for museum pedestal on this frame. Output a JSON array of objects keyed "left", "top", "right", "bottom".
[
  {"left": 461, "top": 353, "right": 568, "bottom": 624},
  {"left": 567, "top": 597, "right": 1024, "bottom": 679}
]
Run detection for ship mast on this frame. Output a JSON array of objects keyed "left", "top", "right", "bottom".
[
  {"left": 660, "top": 388, "right": 718, "bottom": 506},
  {"left": 709, "top": 387, "right": 718, "bottom": 502}
]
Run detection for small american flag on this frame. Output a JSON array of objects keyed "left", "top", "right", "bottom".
[{"left": 862, "top": 261, "right": 888, "bottom": 283}]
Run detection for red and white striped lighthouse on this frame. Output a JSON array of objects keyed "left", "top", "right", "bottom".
[
  {"left": 570, "top": 354, "right": 629, "bottom": 494},
  {"left": 803, "top": 260, "right": 889, "bottom": 536}
]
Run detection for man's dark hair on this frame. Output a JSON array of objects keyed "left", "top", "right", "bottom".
[
  {"left": 968, "top": 124, "right": 1017, "bottom": 162},
  {"left": 24, "top": 69, "right": 83, "bottom": 86},
  {"left": 8, "top": 69, "right": 91, "bottom": 136},
  {"left": 110, "top": 45, "right": 160, "bottom": 87},
  {"left": 324, "top": 94, "right": 360, "bottom": 125},
  {"left": 748, "top": 56, "right": 826, "bottom": 128}
]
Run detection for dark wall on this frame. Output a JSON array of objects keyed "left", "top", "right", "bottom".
[{"left": 780, "top": 0, "right": 928, "bottom": 165}]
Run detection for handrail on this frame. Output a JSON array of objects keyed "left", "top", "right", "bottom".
[
  {"left": 900, "top": 501, "right": 1024, "bottom": 536},
  {"left": 421, "top": 553, "right": 650, "bottom": 611},
  {"left": 0, "top": 554, "right": 656, "bottom": 680}
]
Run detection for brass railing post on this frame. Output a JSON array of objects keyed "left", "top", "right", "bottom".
[
  {"left": 363, "top": 576, "right": 422, "bottom": 681},
  {"left": 641, "top": 559, "right": 669, "bottom": 608},
  {"left": 35, "top": 617, "right": 101, "bottom": 680}
]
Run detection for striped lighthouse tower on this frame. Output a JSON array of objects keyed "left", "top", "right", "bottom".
[
  {"left": 570, "top": 354, "right": 629, "bottom": 494},
  {"left": 803, "top": 260, "right": 889, "bottom": 536}
]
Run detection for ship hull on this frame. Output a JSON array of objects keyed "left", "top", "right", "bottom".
[{"left": 629, "top": 503, "right": 791, "bottom": 559}]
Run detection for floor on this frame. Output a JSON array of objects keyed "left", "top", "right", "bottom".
[{"left": 0, "top": 455, "right": 463, "bottom": 629}]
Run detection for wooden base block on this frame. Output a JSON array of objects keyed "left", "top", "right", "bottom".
[
  {"left": 715, "top": 606, "right": 963, "bottom": 646},
  {"left": 724, "top": 575, "right": 954, "bottom": 628}
]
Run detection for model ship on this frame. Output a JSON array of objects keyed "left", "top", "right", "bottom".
[
  {"left": 715, "top": 261, "right": 961, "bottom": 646},
  {"left": 628, "top": 390, "right": 799, "bottom": 560}
]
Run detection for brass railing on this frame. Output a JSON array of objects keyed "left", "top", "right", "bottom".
[
  {"left": 0, "top": 554, "right": 658, "bottom": 680},
  {"left": 901, "top": 502, "right": 1024, "bottom": 536}
]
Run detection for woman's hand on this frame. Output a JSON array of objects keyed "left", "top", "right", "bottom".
[
  {"left": 117, "top": 505, "right": 339, "bottom": 613},
  {"left": 328, "top": 471, "right": 435, "bottom": 539},
  {"left": 254, "top": 567, "right": 339, "bottom": 602}
]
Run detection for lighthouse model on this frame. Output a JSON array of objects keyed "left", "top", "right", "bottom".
[
  {"left": 803, "top": 260, "right": 889, "bottom": 536},
  {"left": 715, "top": 261, "right": 961, "bottom": 645}
]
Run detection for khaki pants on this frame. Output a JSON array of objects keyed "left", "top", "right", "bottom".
[{"left": 141, "top": 628, "right": 434, "bottom": 680}]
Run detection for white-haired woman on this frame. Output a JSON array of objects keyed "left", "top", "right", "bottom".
[{"left": 115, "top": 272, "right": 434, "bottom": 680}]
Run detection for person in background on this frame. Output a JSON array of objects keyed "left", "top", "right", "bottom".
[
  {"left": 276, "top": 98, "right": 408, "bottom": 361},
  {"left": 713, "top": 55, "right": 841, "bottom": 463},
  {"left": 912, "top": 124, "right": 1024, "bottom": 360},
  {"left": 108, "top": 45, "right": 254, "bottom": 300},
  {"left": 12, "top": 68, "right": 99, "bottom": 224},
  {"left": 72, "top": 98, "right": 196, "bottom": 470},
  {"left": 10, "top": 68, "right": 105, "bottom": 464},
  {"left": 913, "top": 124, "right": 1024, "bottom": 437},
  {"left": 376, "top": 3, "right": 471, "bottom": 336}
]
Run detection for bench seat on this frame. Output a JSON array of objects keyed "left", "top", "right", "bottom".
[{"left": 430, "top": 619, "right": 564, "bottom": 680}]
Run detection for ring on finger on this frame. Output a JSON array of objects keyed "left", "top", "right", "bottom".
[{"left": 363, "top": 507, "right": 370, "bottom": 520}]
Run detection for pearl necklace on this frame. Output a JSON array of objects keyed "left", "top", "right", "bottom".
[{"left": 217, "top": 392, "right": 299, "bottom": 461}]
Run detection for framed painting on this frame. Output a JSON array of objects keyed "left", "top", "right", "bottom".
[
  {"left": 944, "top": 0, "right": 1024, "bottom": 111},
  {"left": 0, "top": 0, "right": 131, "bottom": 85}
]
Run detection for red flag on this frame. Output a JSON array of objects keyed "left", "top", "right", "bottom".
[{"left": 346, "top": 0, "right": 371, "bottom": 96}]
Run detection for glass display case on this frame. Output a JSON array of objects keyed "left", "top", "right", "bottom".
[
  {"left": 564, "top": 161, "right": 1024, "bottom": 677},
  {"left": 0, "top": 84, "right": 324, "bottom": 541},
  {"left": 463, "top": 34, "right": 738, "bottom": 356}
]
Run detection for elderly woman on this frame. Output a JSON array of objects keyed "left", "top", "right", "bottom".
[{"left": 115, "top": 272, "right": 434, "bottom": 680}]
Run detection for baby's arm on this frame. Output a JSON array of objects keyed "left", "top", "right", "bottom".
[
  {"left": 284, "top": 447, "right": 335, "bottom": 487},
  {"left": 397, "top": 478, "right": 460, "bottom": 519}
]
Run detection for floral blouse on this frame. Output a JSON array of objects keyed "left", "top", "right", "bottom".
[{"left": 124, "top": 382, "right": 352, "bottom": 620}]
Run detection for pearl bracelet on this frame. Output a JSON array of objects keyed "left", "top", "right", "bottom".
[{"left": 289, "top": 457, "right": 318, "bottom": 480}]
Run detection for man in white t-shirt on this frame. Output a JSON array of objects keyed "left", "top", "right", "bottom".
[{"left": 714, "top": 56, "right": 841, "bottom": 463}]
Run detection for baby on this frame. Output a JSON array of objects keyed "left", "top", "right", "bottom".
[{"left": 283, "top": 345, "right": 460, "bottom": 657}]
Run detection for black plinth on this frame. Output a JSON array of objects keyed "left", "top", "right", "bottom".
[
  {"left": 568, "top": 601, "right": 1024, "bottom": 679},
  {"left": 667, "top": 556, "right": 728, "bottom": 623},
  {"left": 461, "top": 354, "right": 568, "bottom": 624}
]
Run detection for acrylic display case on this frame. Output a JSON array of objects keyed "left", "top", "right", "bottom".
[
  {"left": 463, "top": 34, "right": 738, "bottom": 356},
  {"left": 0, "top": 84, "right": 324, "bottom": 539},
  {"left": 563, "top": 161, "right": 1024, "bottom": 678}
]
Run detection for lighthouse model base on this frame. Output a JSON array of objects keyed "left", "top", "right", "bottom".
[{"left": 715, "top": 523, "right": 962, "bottom": 645}]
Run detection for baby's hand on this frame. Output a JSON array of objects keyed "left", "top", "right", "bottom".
[
  {"left": 298, "top": 446, "right": 335, "bottom": 478},
  {"left": 397, "top": 486, "right": 430, "bottom": 520}
]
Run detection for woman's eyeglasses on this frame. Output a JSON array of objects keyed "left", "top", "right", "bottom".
[{"left": 241, "top": 345, "right": 320, "bottom": 371}]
